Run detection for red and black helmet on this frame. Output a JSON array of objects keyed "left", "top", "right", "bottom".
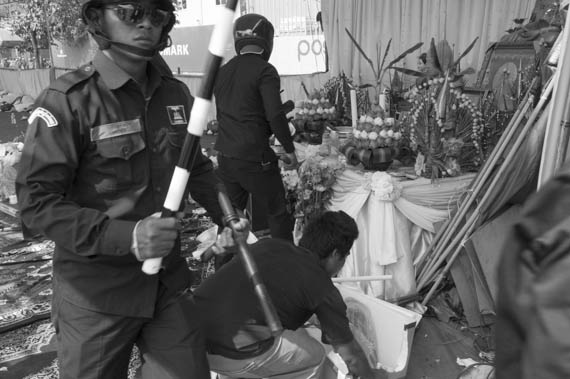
[
  {"left": 81, "top": 0, "right": 176, "bottom": 57},
  {"left": 234, "top": 13, "right": 274, "bottom": 61}
]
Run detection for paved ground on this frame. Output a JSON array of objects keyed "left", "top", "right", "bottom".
[
  {"left": 0, "top": 111, "right": 28, "bottom": 143},
  {"left": 0, "top": 210, "right": 24, "bottom": 249}
]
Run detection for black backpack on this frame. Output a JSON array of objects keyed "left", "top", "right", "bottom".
[{"left": 496, "top": 161, "right": 570, "bottom": 379}]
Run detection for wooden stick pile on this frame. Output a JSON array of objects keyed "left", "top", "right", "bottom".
[{"left": 415, "top": 76, "right": 555, "bottom": 306}]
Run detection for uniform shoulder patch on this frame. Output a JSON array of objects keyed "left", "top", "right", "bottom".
[
  {"left": 166, "top": 105, "right": 187, "bottom": 125},
  {"left": 51, "top": 65, "right": 96, "bottom": 94},
  {"left": 29, "top": 107, "right": 59, "bottom": 128}
]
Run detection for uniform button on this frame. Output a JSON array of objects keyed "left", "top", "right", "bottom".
[
  {"left": 85, "top": 66, "right": 91, "bottom": 72},
  {"left": 122, "top": 146, "right": 130, "bottom": 156},
  {"left": 152, "top": 147, "right": 158, "bottom": 153},
  {"left": 155, "top": 186, "right": 161, "bottom": 192}
]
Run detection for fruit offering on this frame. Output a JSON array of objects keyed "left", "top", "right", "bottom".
[
  {"left": 292, "top": 92, "right": 337, "bottom": 123},
  {"left": 290, "top": 90, "right": 338, "bottom": 145},
  {"left": 351, "top": 111, "right": 402, "bottom": 151}
]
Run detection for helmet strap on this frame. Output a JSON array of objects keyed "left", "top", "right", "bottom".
[{"left": 90, "top": 30, "right": 158, "bottom": 58}]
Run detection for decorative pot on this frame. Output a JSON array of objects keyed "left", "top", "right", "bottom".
[
  {"left": 366, "top": 147, "right": 393, "bottom": 171},
  {"left": 356, "top": 148, "right": 372, "bottom": 167}
]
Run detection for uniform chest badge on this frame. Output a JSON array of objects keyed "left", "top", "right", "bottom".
[
  {"left": 29, "top": 107, "right": 58, "bottom": 127},
  {"left": 166, "top": 105, "right": 187, "bottom": 125}
]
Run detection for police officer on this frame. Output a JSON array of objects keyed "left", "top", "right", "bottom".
[
  {"left": 214, "top": 13, "right": 298, "bottom": 242},
  {"left": 16, "top": 1, "right": 221, "bottom": 378}
]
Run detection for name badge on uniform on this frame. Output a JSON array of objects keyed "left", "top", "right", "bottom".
[
  {"left": 166, "top": 105, "right": 187, "bottom": 125},
  {"left": 90, "top": 119, "right": 142, "bottom": 141}
]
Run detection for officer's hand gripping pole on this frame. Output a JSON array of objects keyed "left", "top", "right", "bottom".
[
  {"left": 141, "top": 0, "right": 238, "bottom": 275},
  {"left": 217, "top": 183, "right": 283, "bottom": 336}
]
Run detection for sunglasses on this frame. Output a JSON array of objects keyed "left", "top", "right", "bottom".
[{"left": 105, "top": 3, "right": 171, "bottom": 28}]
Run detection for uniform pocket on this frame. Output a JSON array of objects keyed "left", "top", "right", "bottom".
[
  {"left": 94, "top": 133, "right": 146, "bottom": 190},
  {"left": 96, "top": 133, "right": 145, "bottom": 160},
  {"left": 167, "top": 124, "right": 187, "bottom": 149}
]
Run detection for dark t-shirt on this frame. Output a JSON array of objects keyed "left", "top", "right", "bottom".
[
  {"left": 213, "top": 54, "right": 295, "bottom": 162},
  {"left": 193, "top": 238, "right": 353, "bottom": 356}
]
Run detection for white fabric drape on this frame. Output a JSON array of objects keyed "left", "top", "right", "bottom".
[
  {"left": 321, "top": 0, "right": 535, "bottom": 88},
  {"left": 328, "top": 168, "right": 475, "bottom": 300}
]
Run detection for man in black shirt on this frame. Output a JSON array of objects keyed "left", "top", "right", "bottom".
[
  {"left": 214, "top": 13, "right": 298, "bottom": 241},
  {"left": 193, "top": 211, "right": 375, "bottom": 379}
]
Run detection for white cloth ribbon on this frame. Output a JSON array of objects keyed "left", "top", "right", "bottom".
[{"left": 365, "top": 171, "right": 402, "bottom": 202}]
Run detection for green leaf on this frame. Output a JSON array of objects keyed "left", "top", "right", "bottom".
[
  {"left": 429, "top": 38, "right": 442, "bottom": 73},
  {"left": 345, "top": 28, "right": 377, "bottom": 78},
  {"left": 388, "top": 42, "right": 423, "bottom": 67},
  {"left": 379, "top": 38, "right": 392, "bottom": 74},
  {"left": 389, "top": 67, "right": 427, "bottom": 78},
  {"left": 452, "top": 37, "right": 479, "bottom": 69},
  {"left": 457, "top": 67, "right": 476, "bottom": 76}
]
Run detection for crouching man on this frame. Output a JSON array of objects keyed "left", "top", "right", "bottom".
[{"left": 193, "top": 210, "right": 378, "bottom": 379}]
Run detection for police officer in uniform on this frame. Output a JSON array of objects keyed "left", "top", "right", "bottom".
[
  {"left": 16, "top": 1, "right": 221, "bottom": 378},
  {"left": 214, "top": 13, "right": 298, "bottom": 242}
]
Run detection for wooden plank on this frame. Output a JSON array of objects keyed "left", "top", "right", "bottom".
[
  {"left": 0, "top": 201, "right": 19, "bottom": 218},
  {"left": 449, "top": 247, "right": 485, "bottom": 327},
  {"left": 464, "top": 240, "right": 495, "bottom": 313},
  {"left": 471, "top": 204, "right": 522, "bottom": 301}
]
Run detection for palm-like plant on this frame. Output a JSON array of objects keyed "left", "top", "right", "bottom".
[{"left": 345, "top": 28, "right": 423, "bottom": 103}]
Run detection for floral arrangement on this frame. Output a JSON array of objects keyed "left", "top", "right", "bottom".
[
  {"left": 322, "top": 72, "right": 370, "bottom": 123},
  {"left": 403, "top": 79, "right": 485, "bottom": 177},
  {"left": 398, "top": 35, "right": 539, "bottom": 179},
  {"left": 391, "top": 37, "right": 482, "bottom": 178},
  {"left": 282, "top": 153, "right": 346, "bottom": 228}
]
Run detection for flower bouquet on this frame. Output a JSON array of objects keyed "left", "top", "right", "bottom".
[{"left": 282, "top": 153, "right": 346, "bottom": 229}]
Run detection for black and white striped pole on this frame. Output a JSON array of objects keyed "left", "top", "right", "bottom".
[{"left": 142, "top": 0, "right": 238, "bottom": 275}]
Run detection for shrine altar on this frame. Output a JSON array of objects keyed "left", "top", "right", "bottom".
[{"left": 327, "top": 167, "right": 475, "bottom": 301}]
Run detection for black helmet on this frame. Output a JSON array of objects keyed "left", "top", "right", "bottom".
[
  {"left": 234, "top": 13, "right": 274, "bottom": 61},
  {"left": 81, "top": 0, "right": 176, "bottom": 58}
]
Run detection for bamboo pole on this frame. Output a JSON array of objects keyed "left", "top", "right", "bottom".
[
  {"left": 418, "top": 79, "right": 553, "bottom": 290},
  {"left": 332, "top": 275, "right": 393, "bottom": 283},
  {"left": 555, "top": 98, "right": 570, "bottom": 167},
  {"left": 421, "top": 104, "right": 551, "bottom": 304},
  {"left": 415, "top": 98, "right": 524, "bottom": 275},
  {"left": 419, "top": 84, "right": 552, "bottom": 289},
  {"left": 538, "top": 6, "right": 570, "bottom": 187},
  {"left": 415, "top": 83, "right": 536, "bottom": 283}
]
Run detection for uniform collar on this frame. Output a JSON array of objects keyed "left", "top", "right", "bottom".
[{"left": 93, "top": 51, "right": 162, "bottom": 93}]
